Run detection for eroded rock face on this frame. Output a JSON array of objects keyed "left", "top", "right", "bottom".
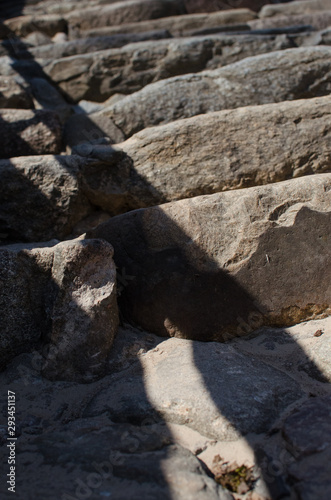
[
  {"left": 76, "top": 96, "right": 331, "bottom": 213},
  {"left": 103, "top": 46, "right": 331, "bottom": 137},
  {"left": 89, "top": 174, "right": 331, "bottom": 341},
  {"left": 0, "top": 109, "right": 62, "bottom": 158},
  {"left": 0, "top": 155, "right": 91, "bottom": 243},
  {"left": 0, "top": 238, "right": 119, "bottom": 382}
]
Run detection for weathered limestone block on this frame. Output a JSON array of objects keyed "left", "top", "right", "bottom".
[
  {"left": 249, "top": 11, "right": 331, "bottom": 32},
  {"left": 66, "top": 0, "right": 186, "bottom": 32},
  {"left": 43, "top": 34, "right": 299, "bottom": 103},
  {"left": 23, "top": 29, "right": 172, "bottom": 60},
  {"left": 74, "top": 9, "right": 257, "bottom": 39},
  {"left": 41, "top": 238, "right": 118, "bottom": 382},
  {"left": 260, "top": 0, "right": 331, "bottom": 18},
  {"left": 0, "top": 238, "right": 118, "bottom": 382},
  {"left": 102, "top": 46, "right": 331, "bottom": 137},
  {"left": 76, "top": 96, "right": 331, "bottom": 213},
  {"left": 89, "top": 174, "right": 331, "bottom": 341},
  {"left": 3, "top": 14, "right": 67, "bottom": 38}
]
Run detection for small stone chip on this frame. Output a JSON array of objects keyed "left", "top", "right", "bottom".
[{"left": 314, "top": 329, "right": 324, "bottom": 337}]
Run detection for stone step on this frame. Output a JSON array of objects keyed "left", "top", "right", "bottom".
[
  {"left": 3, "top": 95, "right": 331, "bottom": 242},
  {"left": 89, "top": 173, "right": 331, "bottom": 341},
  {"left": 41, "top": 32, "right": 330, "bottom": 103},
  {"left": 249, "top": 10, "right": 331, "bottom": 32},
  {"left": 74, "top": 96, "right": 331, "bottom": 214},
  {"left": 98, "top": 46, "right": 331, "bottom": 137},
  {"left": 39, "top": 35, "right": 297, "bottom": 102},
  {"left": 5, "top": 0, "right": 132, "bottom": 17},
  {"left": 260, "top": 0, "right": 331, "bottom": 18},
  {"left": 89, "top": 332, "right": 304, "bottom": 440},
  {"left": 11, "top": 29, "right": 172, "bottom": 60},
  {"left": 66, "top": 0, "right": 186, "bottom": 32},
  {"left": 1, "top": 1, "right": 331, "bottom": 499},
  {"left": 73, "top": 9, "right": 257, "bottom": 39}
]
